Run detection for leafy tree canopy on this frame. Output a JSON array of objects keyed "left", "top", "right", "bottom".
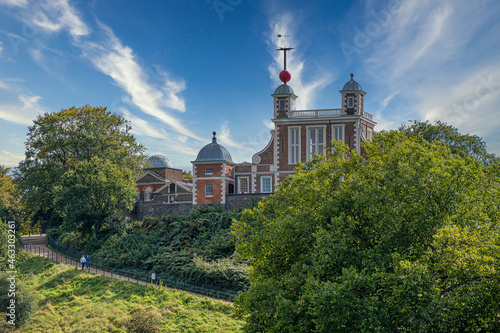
[
  {"left": 15, "top": 105, "right": 146, "bottom": 233},
  {"left": 401, "top": 120, "right": 500, "bottom": 169},
  {"left": 232, "top": 129, "right": 500, "bottom": 332}
]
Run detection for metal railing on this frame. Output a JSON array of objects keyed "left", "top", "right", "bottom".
[
  {"left": 290, "top": 109, "right": 342, "bottom": 118},
  {"left": 23, "top": 238, "right": 239, "bottom": 302}
]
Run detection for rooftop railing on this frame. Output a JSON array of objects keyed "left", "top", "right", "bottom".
[{"left": 289, "top": 108, "right": 374, "bottom": 120}]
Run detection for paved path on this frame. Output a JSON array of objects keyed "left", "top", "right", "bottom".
[{"left": 21, "top": 235, "right": 233, "bottom": 303}]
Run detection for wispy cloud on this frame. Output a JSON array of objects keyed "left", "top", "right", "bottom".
[
  {"left": 218, "top": 121, "right": 253, "bottom": 150},
  {"left": 267, "top": 12, "right": 333, "bottom": 110},
  {"left": 0, "top": 0, "right": 28, "bottom": 7},
  {"left": 0, "top": 150, "right": 24, "bottom": 168},
  {"left": 3, "top": 0, "right": 205, "bottom": 143},
  {"left": 0, "top": 93, "right": 46, "bottom": 125}
]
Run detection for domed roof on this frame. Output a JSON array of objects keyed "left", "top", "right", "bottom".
[
  {"left": 147, "top": 154, "right": 169, "bottom": 168},
  {"left": 273, "top": 84, "right": 295, "bottom": 95},
  {"left": 194, "top": 132, "right": 233, "bottom": 163},
  {"left": 341, "top": 73, "right": 363, "bottom": 92}
]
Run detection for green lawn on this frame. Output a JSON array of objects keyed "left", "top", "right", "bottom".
[{"left": 15, "top": 254, "right": 244, "bottom": 332}]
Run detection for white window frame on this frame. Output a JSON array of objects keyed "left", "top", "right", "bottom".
[
  {"left": 348, "top": 97, "right": 354, "bottom": 108},
  {"left": 260, "top": 176, "right": 272, "bottom": 193},
  {"left": 144, "top": 187, "right": 153, "bottom": 202},
  {"left": 367, "top": 128, "right": 373, "bottom": 141},
  {"left": 306, "top": 125, "right": 326, "bottom": 161},
  {"left": 331, "top": 124, "right": 345, "bottom": 143},
  {"left": 288, "top": 126, "right": 301, "bottom": 165},
  {"left": 205, "top": 183, "right": 213, "bottom": 197},
  {"left": 238, "top": 177, "right": 249, "bottom": 194},
  {"left": 205, "top": 167, "right": 213, "bottom": 175}
]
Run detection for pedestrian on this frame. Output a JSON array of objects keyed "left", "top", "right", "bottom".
[
  {"left": 80, "top": 255, "right": 86, "bottom": 269},
  {"left": 151, "top": 271, "right": 156, "bottom": 284},
  {"left": 85, "top": 255, "right": 90, "bottom": 271}
]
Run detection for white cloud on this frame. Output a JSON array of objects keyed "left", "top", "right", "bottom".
[
  {"left": 267, "top": 12, "right": 333, "bottom": 110},
  {"left": 0, "top": 41, "right": 3, "bottom": 55},
  {"left": 0, "top": 150, "right": 24, "bottom": 168},
  {"left": 0, "top": 0, "right": 28, "bottom": 7},
  {"left": 0, "top": 93, "right": 45, "bottom": 125},
  {"left": 27, "top": 0, "right": 90, "bottom": 39},
  {"left": 78, "top": 22, "right": 203, "bottom": 142},
  {"left": 218, "top": 121, "right": 253, "bottom": 150}
]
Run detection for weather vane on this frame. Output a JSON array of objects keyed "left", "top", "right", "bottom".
[{"left": 277, "top": 34, "right": 294, "bottom": 71}]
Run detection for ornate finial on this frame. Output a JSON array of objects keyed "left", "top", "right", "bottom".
[
  {"left": 212, "top": 131, "right": 217, "bottom": 143},
  {"left": 350, "top": 73, "right": 354, "bottom": 80}
]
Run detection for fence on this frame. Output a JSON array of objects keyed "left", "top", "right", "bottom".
[{"left": 22, "top": 237, "right": 239, "bottom": 303}]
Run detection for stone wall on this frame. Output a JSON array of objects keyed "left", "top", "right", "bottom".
[
  {"left": 225, "top": 193, "right": 271, "bottom": 210},
  {"left": 133, "top": 193, "right": 271, "bottom": 219},
  {"left": 135, "top": 202, "right": 194, "bottom": 220}
]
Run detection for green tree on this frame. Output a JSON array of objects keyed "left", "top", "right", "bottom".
[
  {"left": 401, "top": 120, "right": 500, "bottom": 168},
  {"left": 0, "top": 166, "right": 21, "bottom": 223},
  {"left": 182, "top": 170, "right": 193, "bottom": 181},
  {"left": 15, "top": 105, "right": 146, "bottom": 233},
  {"left": 232, "top": 130, "right": 500, "bottom": 332}
]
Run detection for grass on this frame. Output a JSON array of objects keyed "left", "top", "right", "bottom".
[{"left": 15, "top": 253, "right": 244, "bottom": 332}]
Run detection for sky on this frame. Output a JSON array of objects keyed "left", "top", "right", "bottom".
[{"left": 1, "top": 0, "right": 500, "bottom": 171}]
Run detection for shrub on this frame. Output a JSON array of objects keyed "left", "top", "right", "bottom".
[
  {"left": 0, "top": 272, "right": 38, "bottom": 327},
  {"left": 125, "top": 305, "right": 163, "bottom": 333}
]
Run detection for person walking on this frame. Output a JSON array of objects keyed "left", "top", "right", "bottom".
[
  {"left": 151, "top": 271, "right": 156, "bottom": 285},
  {"left": 80, "top": 255, "right": 86, "bottom": 269},
  {"left": 85, "top": 255, "right": 90, "bottom": 271}
]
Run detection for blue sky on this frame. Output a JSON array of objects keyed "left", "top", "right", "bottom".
[{"left": 1, "top": 0, "right": 500, "bottom": 171}]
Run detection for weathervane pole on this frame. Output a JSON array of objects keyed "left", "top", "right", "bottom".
[{"left": 277, "top": 34, "right": 294, "bottom": 70}]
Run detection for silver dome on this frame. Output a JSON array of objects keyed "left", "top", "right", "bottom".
[
  {"left": 194, "top": 132, "right": 233, "bottom": 163},
  {"left": 147, "top": 154, "right": 169, "bottom": 168}
]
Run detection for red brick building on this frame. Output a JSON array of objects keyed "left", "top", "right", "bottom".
[
  {"left": 136, "top": 154, "right": 193, "bottom": 204},
  {"left": 192, "top": 73, "right": 376, "bottom": 205}
]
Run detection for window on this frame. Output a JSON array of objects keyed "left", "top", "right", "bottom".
[
  {"left": 205, "top": 168, "right": 213, "bottom": 175},
  {"left": 144, "top": 187, "right": 153, "bottom": 202},
  {"left": 261, "top": 176, "right": 272, "bottom": 193},
  {"left": 348, "top": 97, "right": 354, "bottom": 108},
  {"left": 289, "top": 127, "right": 300, "bottom": 164},
  {"left": 308, "top": 127, "right": 325, "bottom": 160},
  {"left": 332, "top": 125, "right": 344, "bottom": 143},
  {"left": 238, "top": 177, "right": 249, "bottom": 193},
  {"left": 367, "top": 128, "right": 373, "bottom": 141},
  {"left": 279, "top": 99, "right": 286, "bottom": 111},
  {"left": 205, "top": 183, "right": 213, "bottom": 197}
]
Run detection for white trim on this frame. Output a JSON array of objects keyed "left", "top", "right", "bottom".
[
  {"left": 288, "top": 126, "right": 301, "bottom": 165},
  {"left": 331, "top": 124, "right": 345, "bottom": 144},
  {"left": 260, "top": 175, "right": 272, "bottom": 193},
  {"left": 238, "top": 176, "right": 249, "bottom": 194},
  {"left": 306, "top": 125, "right": 326, "bottom": 161}
]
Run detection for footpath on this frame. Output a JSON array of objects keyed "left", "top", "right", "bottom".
[{"left": 21, "top": 235, "right": 232, "bottom": 303}]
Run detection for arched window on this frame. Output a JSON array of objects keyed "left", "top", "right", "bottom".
[
  {"left": 170, "top": 183, "right": 176, "bottom": 193},
  {"left": 144, "top": 187, "right": 153, "bottom": 202}
]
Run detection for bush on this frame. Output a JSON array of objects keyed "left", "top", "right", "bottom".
[
  {"left": 125, "top": 305, "right": 163, "bottom": 333},
  {"left": 0, "top": 272, "right": 38, "bottom": 327}
]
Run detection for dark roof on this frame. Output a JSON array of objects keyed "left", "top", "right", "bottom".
[
  {"left": 341, "top": 73, "right": 363, "bottom": 92},
  {"left": 193, "top": 132, "right": 233, "bottom": 163},
  {"left": 147, "top": 154, "right": 169, "bottom": 168},
  {"left": 273, "top": 84, "right": 295, "bottom": 95}
]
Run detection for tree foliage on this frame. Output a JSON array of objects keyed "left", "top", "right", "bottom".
[
  {"left": 15, "top": 105, "right": 146, "bottom": 233},
  {"left": 232, "top": 130, "right": 500, "bottom": 332}
]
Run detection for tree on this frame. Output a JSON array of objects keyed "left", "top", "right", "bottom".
[
  {"left": 15, "top": 105, "right": 146, "bottom": 233},
  {"left": 232, "top": 130, "right": 500, "bottom": 332},
  {"left": 182, "top": 170, "right": 193, "bottom": 181},
  {"left": 400, "top": 120, "right": 500, "bottom": 168}
]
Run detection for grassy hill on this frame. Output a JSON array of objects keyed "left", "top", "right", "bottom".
[{"left": 14, "top": 254, "right": 244, "bottom": 332}]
